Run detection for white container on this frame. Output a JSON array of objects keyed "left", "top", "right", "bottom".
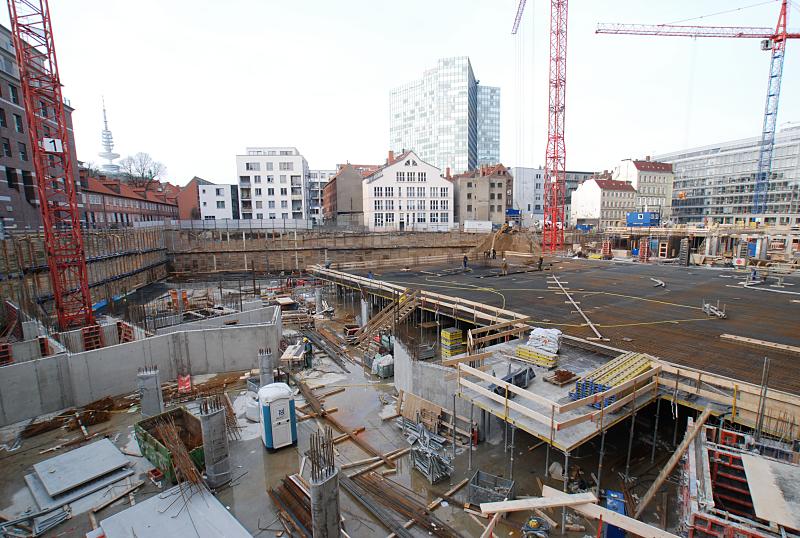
[{"left": 258, "top": 383, "right": 297, "bottom": 450}]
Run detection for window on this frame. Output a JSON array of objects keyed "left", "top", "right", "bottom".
[
  {"left": 268, "top": 201, "right": 275, "bottom": 208},
  {"left": 239, "top": 175, "right": 250, "bottom": 183},
  {"left": 0, "top": 108, "right": 5, "bottom": 128},
  {"left": 419, "top": 172, "right": 426, "bottom": 182},
  {"left": 490, "top": 193, "right": 495, "bottom": 200},
  {"left": 374, "top": 213, "right": 384, "bottom": 227},
  {"left": 8, "top": 84, "right": 18, "bottom": 104},
  {"left": 254, "top": 176, "right": 261, "bottom": 183},
  {"left": 417, "top": 187, "right": 425, "bottom": 197},
  {"left": 440, "top": 212, "right": 449, "bottom": 223},
  {"left": 216, "top": 201, "right": 225, "bottom": 209},
  {"left": 281, "top": 200, "right": 288, "bottom": 208},
  {"left": 245, "top": 162, "right": 260, "bottom": 171},
  {"left": 267, "top": 188, "right": 274, "bottom": 195},
  {"left": 374, "top": 200, "right": 383, "bottom": 211},
  {"left": 256, "top": 213, "right": 263, "bottom": 219},
  {"left": 280, "top": 188, "right": 287, "bottom": 195},
  {"left": 374, "top": 186, "right": 383, "bottom": 197},
  {"left": 215, "top": 188, "right": 224, "bottom": 196},
  {"left": 266, "top": 162, "right": 273, "bottom": 171},
  {"left": 467, "top": 182, "right": 473, "bottom": 188},
  {"left": 13, "top": 114, "right": 23, "bottom": 133},
  {"left": 408, "top": 172, "right": 415, "bottom": 181},
  {"left": 17, "top": 141, "right": 26, "bottom": 161},
  {"left": 267, "top": 175, "right": 274, "bottom": 183},
  {"left": 417, "top": 213, "right": 426, "bottom": 223},
  {"left": 430, "top": 200, "right": 439, "bottom": 211},
  {"left": 5, "top": 167, "right": 16, "bottom": 189},
  {"left": 440, "top": 187, "right": 449, "bottom": 197},
  {"left": 441, "top": 200, "right": 449, "bottom": 210},
  {"left": 202, "top": 201, "right": 208, "bottom": 207},
  {"left": 467, "top": 192, "right": 472, "bottom": 200},
  {"left": 280, "top": 175, "right": 287, "bottom": 183},
  {"left": 255, "top": 201, "right": 263, "bottom": 209},
  {"left": 386, "top": 200, "right": 394, "bottom": 210},
  {"left": 407, "top": 200, "right": 415, "bottom": 211},
  {"left": 40, "top": 101, "right": 48, "bottom": 118},
  {"left": 430, "top": 212, "right": 438, "bottom": 223},
  {"left": 279, "top": 162, "right": 293, "bottom": 171},
  {"left": 406, "top": 186, "right": 414, "bottom": 197},
  {"left": 386, "top": 187, "right": 394, "bottom": 197},
  {"left": 255, "top": 188, "right": 262, "bottom": 195},
  {"left": 1, "top": 137, "right": 10, "bottom": 157},
  {"left": 385, "top": 212, "right": 395, "bottom": 224},
  {"left": 497, "top": 193, "right": 503, "bottom": 200},
  {"left": 397, "top": 172, "right": 405, "bottom": 182},
  {"left": 269, "top": 213, "right": 276, "bottom": 219}
]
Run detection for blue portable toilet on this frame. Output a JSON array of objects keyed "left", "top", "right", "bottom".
[
  {"left": 258, "top": 383, "right": 297, "bottom": 450},
  {"left": 604, "top": 490, "right": 626, "bottom": 538}
]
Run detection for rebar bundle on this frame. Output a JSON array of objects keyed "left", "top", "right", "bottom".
[
  {"left": 306, "top": 427, "right": 336, "bottom": 483},
  {"left": 155, "top": 415, "right": 204, "bottom": 493}
]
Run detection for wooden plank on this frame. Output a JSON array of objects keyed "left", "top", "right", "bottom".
[
  {"left": 460, "top": 363, "right": 558, "bottom": 411},
  {"left": 541, "top": 486, "right": 680, "bottom": 538},
  {"left": 92, "top": 481, "right": 144, "bottom": 513},
  {"left": 588, "top": 380, "right": 657, "bottom": 423},
  {"left": 558, "top": 367, "right": 660, "bottom": 413},
  {"left": 634, "top": 408, "right": 712, "bottom": 518},
  {"left": 480, "top": 492, "right": 597, "bottom": 514},
  {"left": 469, "top": 317, "right": 531, "bottom": 336},
  {"left": 471, "top": 326, "right": 529, "bottom": 346},
  {"left": 720, "top": 334, "right": 800, "bottom": 356},
  {"left": 442, "top": 352, "right": 493, "bottom": 367},
  {"left": 459, "top": 377, "right": 553, "bottom": 426},
  {"left": 480, "top": 513, "right": 500, "bottom": 538}
]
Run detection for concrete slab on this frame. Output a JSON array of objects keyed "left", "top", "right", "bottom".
[
  {"left": 741, "top": 453, "right": 800, "bottom": 530},
  {"left": 32, "top": 438, "right": 129, "bottom": 496},
  {"left": 24, "top": 466, "right": 134, "bottom": 511},
  {"left": 100, "top": 485, "right": 252, "bottom": 538}
]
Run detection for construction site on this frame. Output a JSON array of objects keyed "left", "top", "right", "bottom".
[{"left": 1, "top": 0, "right": 799, "bottom": 536}]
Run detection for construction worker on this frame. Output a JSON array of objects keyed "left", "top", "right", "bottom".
[
  {"left": 501, "top": 258, "right": 508, "bottom": 276},
  {"left": 537, "top": 256, "right": 544, "bottom": 271},
  {"left": 463, "top": 254, "right": 468, "bottom": 270},
  {"left": 303, "top": 337, "right": 313, "bottom": 369},
  {"left": 491, "top": 248, "right": 496, "bottom": 260}
]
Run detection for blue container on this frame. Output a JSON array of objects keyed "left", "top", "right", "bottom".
[
  {"left": 625, "top": 211, "right": 661, "bottom": 227},
  {"left": 604, "top": 490, "right": 627, "bottom": 538},
  {"left": 258, "top": 383, "right": 297, "bottom": 450}
]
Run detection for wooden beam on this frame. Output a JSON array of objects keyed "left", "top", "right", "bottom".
[
  {"left": 469, "top": 317, "right": 531, "bottom": 336},
  {"left": 459, "top": 377, "right": 553, "bottom": 426},
  {"left": 470, "top": 326, "right": 529, "bottom": 346},
  {"left": 720, "top": 334, "right": 800, "bottom": 356},
  {"left": 558, "top": 367, "right": 660, "bottom": 413},
  {"left": 480, "top": 492, "right": 597, "bottom": 515},
  {"left": 92, "top": 481, "right": 144, "bottom": 513},
  {"left": 442, "top": 351, "right": 493, "bottom": 367},
  {"left": 634, "top": 408, "right": 713, "bottom": 518},
  {"left": 541, "top": 486, "right": 680, "bottom": 538},
  {"left": 588, "top": 380, "right": 657, "bottom": 423},
  {"left": 480, "top": 513, "right": 501, "bottom": 538}
]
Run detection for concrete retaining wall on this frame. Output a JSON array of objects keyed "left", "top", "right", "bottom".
[
  {"left": 0, "top": 312, "right": 282, "bottom": 427},
  {"left": 393, "top": 341, "right": 470, "bottom": 417},
  {"left": 156, "top": 306, "right": 278, "bottom": 335}
]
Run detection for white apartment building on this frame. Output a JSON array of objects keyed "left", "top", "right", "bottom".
[
  {"left": 612, "top": 158, "right": 674, "bottom": 219},
  {"left": 199, "top": 183, "right": 236, "bottom": 220},
  {"left": 308, "top": 169, "right": 335, "bottom": 224},
  {"left": 570, "top": 178, "right": 637, "bottom": 229},
  {"left": 512, "top": 167, "right": 595, "bottom": 225},
  {"left": 236, "top": 147, "right": 309, "bottom": 220},
  {"left": 363, "top": 150, "right": 454, "bottom": 231}
]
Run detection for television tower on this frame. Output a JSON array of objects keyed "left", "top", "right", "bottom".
[{"left": 98, "top": 98, "right": 120, "bottom": 173}]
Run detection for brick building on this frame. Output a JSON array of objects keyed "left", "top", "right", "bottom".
[
  {"left": 322, "top": 163, "right": 380, "bottom": 226},
  {"left": 80, "top": 170, "right": 178, "bottom": 228}
]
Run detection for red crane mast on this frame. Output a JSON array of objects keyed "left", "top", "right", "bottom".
[
  {"left": 513, "top": 0, "right": 569, "bottom": 252},
  {"left": 7, "top": 0, "right": 94, "bottom": 330}
]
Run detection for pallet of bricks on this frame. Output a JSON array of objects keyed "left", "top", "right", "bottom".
[
  {"left": 570, "top": 352, "right": 652, "bottom": 408},
  {"left": 514, "top": 345, "right": 557, "bottom": 368},
  {"left": 440, "top": 328, "right": 464, "bottom": 359},
  {"left": 514, "top": 327, "right": 559, "bottom": 369}
]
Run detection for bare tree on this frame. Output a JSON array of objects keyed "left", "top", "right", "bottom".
[
  {"left": 119, "top": 152, "right": 167, "bottom": 192},
  {"left": 81, "top": 161, "right": 101, "bottom": 177}
]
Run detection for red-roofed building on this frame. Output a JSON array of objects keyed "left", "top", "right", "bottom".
[
  {"left": 570, "top": 177, "right": 637, "bottom": 229},
  {"left": 79, "top": 169, "right": 178, "bottom": 228},
  {"left": 613, "top": 156, "right": 674, "bottom": 218}
]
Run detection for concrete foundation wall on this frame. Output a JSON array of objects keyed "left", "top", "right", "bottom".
[
  {"left": 393, "top": 341, "right": 470, "bottom": 417},
  {"left": 0, "top": 319, "right": 281, "bottom": 427},
  {"left": 156, "top": 306, "right": 278, "bottom": 334}
]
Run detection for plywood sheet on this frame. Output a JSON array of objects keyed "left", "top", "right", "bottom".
[
  {"left": 741, "top": 453, "right": 800, "bottom": 530},
  {"left": 32, "top": 438, "right": 129, "bottom": 496}
]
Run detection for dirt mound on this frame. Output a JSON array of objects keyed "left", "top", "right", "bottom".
[{"left": 472, "top": 229, "right": 540, "bottom": 256}]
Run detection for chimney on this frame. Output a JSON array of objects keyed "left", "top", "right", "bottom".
[
  {"left": 645, "top": 155, "right": 651, "bottom": 161},
  {"left": 445, "top": 167, "right": 451, "bottom": 179},
  {"left": 388, "top": 150, "right": 394, "bottom": 163}
]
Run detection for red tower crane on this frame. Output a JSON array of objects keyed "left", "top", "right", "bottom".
[
  {"left": 597, "top": 0, "right": 799, "bottom": 217},
  {"left": 513, "top": 0, "right": 569, "bottom": 252},
  {"left": 7, "top": 0, "right": 94, "bottom": 330}
]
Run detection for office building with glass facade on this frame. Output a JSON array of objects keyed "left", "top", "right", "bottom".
[{"left": 389, "top": 57, "right": 499, "bottom": 175}]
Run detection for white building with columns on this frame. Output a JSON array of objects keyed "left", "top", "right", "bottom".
[{"left": 362, "top": 150, "right": 454, "bottom": 231}]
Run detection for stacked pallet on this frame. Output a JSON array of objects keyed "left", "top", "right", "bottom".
[
  {"left": 570, "top": 352, "right": 653, "bottom": 408},
  {"left": 515, "top": 345, "right": 557, "bottom": 368},
  {"left": 440, "top": 328, "right": 465, "bottom": 358}
]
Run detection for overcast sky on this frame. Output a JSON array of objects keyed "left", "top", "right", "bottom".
[{"left": 5, "top": 0, "right": 797, "bottom": 185}]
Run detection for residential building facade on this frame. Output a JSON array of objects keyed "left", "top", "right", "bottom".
[
  {"left": 362, "top": 151, "right": 453, "bottom": 231},
  {"left": 389, "top": 57, "right": 500, "bottom": 175},
  {"left": 612, "top": 157, "right": 674, "bottom": 219},
  {"left": 80, "top": 171, "right": 178, "bottom": 228},
  {"left": 308, "top": 169, "right": 335, "bottom": 224},
  {"left": 237, "top": 147, "right": 309, "bottom": 221},
  {"left": 570, "top": 178, "right": 636, "bottom": 229},
  {"left": 199, "top": 182, "right": 238, "bottom": 220},
  {"left": 322, "top": 163, "right": 379, "bottom": 226},
  {"left": 655, "top": 125, "right": 800, "bottom": 225},
  {"left": 0, "top": 23, "right": 80, "bottom": 232},
  {"left": 512, "top": 167, "right": 595, "bottom": 225},
  {"left": 452, "top": 164, "right": 513, "bottom": 225}
]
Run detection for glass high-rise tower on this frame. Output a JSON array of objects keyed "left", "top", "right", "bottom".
[{"left": 389, "top": 57, "right": 500, "bottom": 174}]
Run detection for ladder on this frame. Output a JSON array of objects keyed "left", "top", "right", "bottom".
[
  {"left": 678, "top": 238, "right": 690, "bottom": 266},
  {"left": 353, "top": 290, "right": 420, "bottom": 348}
]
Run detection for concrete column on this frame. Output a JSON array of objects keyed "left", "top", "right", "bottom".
[
  {"left": 315, "top": 287, "right": 323, "bottom": 314},
  {"left": 310, "top": 469, "right": 340, "bottom": 537},
  {"left": 258, "top": 348, "right": 274, "bottom": 387},
  {"left": 786, "top": 235, "right": 795, "bottom": 257},
  {"left": 360, "top": 298, "right": 370, "bottom": 328},
  {"left": 200, "top": 400, "right": 231, "bottom": 489},
  {"left": 137, "top": 367, "right": 164, "bottom": 417}
]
